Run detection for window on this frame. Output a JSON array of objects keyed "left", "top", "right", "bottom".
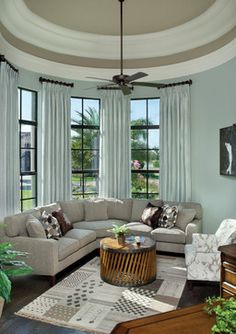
[
  {"left": 71, "top": 98, "right": 100, "bottom": 198},
  {"left": 131, "top": 98, "right": 160, "bottom": 199},
  {"left": 18, "top": 88, "right": 37, "bottom": 211}
]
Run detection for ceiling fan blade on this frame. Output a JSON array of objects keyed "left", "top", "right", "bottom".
[
  {"left": 120, "top": 85, "right": 132, "bottom": 95},
  {"left": 86, "top": 76, "right": 113, "bottom": 82},
  {"left": 132, "top": 82, "right": 166, "bottom": 88},
  {"left": 126, "top": 72, "right": 148, "bottom": 82}
]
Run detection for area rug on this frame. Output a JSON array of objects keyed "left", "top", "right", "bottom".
[{"left": 16, "top": 255, "right": 187, "bottom": 334}]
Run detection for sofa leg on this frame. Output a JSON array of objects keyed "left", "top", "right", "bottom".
[{"left": 49, "top": 275, "right": 56, "bottom": 286}]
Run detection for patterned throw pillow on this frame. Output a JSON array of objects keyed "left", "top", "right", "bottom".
[
  {"left": 158, "top": 204, "right": 178, "bottom": 229},
  {"left": 52, "top": 210, "right": 73, "bottom": 236},
  {"left": 41, "top": 211, "right": 62, "bottom": 239},
  {"left": 140, "top": 202, "right": 163, "bottom": 229}
]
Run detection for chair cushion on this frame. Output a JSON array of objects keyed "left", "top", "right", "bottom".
[
  {"left": 73, "top": 219, "right": 125, "bottom": 238},
  {"left": 65, "top": 229, "right": 96, "bottom": 248},
  {"left": 151, "top": 227, "right": 185, "bottom": 244},
  {"left": 175, "top": 208, "right": 196, "bottom": 231},
  {"left": 84, "top": 200, "right": 108, "bottom": 221},
  {"left": 107, "top": 198, "right": 132, "bottom": 221},
  {"left": 215, "top": 219, "right": 236, "bottom": 245},
  {"left": 26, "top": 215, "right": 46, "bottom": 238},
  {"left": 58, "top": 237, "right": 80, "bottom": 261},
  {"left": 59, "top": 200, "right": 84, "bottom": 223},
  {"left": 131, "top": 199, "right": 163, "bottom": 222}
]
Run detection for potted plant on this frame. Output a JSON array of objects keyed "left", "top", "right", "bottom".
[
  {"left": 204, "top": 296, "right": 236, "bottom": 334},
  {"left": 0, "top": 242, "right": 33, "bottom": 317},
  {"left": 108, "top": 224, "right": 130, "bottom": 245}
]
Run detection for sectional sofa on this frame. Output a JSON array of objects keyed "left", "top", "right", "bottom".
[{"left": 0, "top": 198, "right": 202, "bottom": 284}]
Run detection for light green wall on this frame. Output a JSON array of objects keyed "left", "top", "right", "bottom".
[{"left": 18, "top": 58, "right": 236, "bottom": 233}]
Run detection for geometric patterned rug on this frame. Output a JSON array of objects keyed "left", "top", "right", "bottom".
[{"left": 16, "top": 255, "right": 187, "bottom": 334}]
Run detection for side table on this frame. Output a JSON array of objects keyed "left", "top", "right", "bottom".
[{"left": 218, "top": 243, "right": 236, "bottom": 297}]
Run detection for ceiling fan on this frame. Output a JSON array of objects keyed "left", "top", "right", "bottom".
[{"left": 87, "top": 0, "right": 165, "bottom": 95}]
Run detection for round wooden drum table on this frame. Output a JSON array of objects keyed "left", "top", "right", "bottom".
[{"left": 100, "top": 236, "right": 156, "bottom": 287}]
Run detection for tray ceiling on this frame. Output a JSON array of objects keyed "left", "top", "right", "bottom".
[{"left": 0, "top": 0, "right": 236, "bottom": 81}]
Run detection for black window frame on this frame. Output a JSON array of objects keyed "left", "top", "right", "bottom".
[
  {"left": 131, "top": 97, "right": 160, "bottom": 199},
  {"left": 18, "top": 87, "right": 38, "bottom": 211},
  {"left": 71, "top": 97, "right": 100, "bottom": 198}
]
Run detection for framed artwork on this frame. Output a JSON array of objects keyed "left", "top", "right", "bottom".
[{"left": 220, "top": 125, "right": 236, "bottom": 176}]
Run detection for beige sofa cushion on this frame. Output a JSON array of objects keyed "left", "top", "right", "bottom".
[
  {"left": 65, "top": 229, "right": 96, "bottom": 248},
  {"left": 165, "top": 201, "right": 201, "bottom": 220},
  {"left": 40, "top": 203, "right": 61, "bottom": 214},
  {"left": 175, "top": 208, "right": 196, "bottom": 231},
  {"left": 131, "top": 199, "right": 163, "bottom": 222},
  {"left": 26, "top": 215, "right": 46, "bottom": 238},
  {"left": 58, "top": 237, "right": 80, "bottom": 261},
  {"left": 107, "top": 198, "right": 132, "bottom": 221},
  {"left": 73, "top": 219, "right": 125, "bottom": 238},
  {"left": 4, "top": 209, "right": 41, "bottom": 237},
  {"left": 84, "top": 200, "right": 108, "bottom": 221},
  {"left": 59, "top": 200, "right": 84, "bottom": 223},
  {"left": 151, "top": 227, "right": 185, "bottom": 244},
  {"left": 126, "top": 222, "right": 152, "bottom": 237}
]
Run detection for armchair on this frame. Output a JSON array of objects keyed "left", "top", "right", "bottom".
[{"left": 185, "top": 219, "right": 236, "bottom": 282}]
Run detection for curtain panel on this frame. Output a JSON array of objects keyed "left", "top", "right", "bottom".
[
  {"left": 159, "top": 85, "right": 191, "bottom": 202},
  {"left": 0, "top": 62, "right": 20, "bottom": 219},
  {"left": 41, "top": 82, "right": 71, "bottom": 204},
  {"left": 99, "top": 90, "right": 131, "bottom": 199}
]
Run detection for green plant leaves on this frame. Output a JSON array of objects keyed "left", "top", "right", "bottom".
[
  {"left": 205, "top": 296, "right": 236, "bottom": 334},
  {"left": 0, "top": 270, "right": 11, "bottom": 303}
]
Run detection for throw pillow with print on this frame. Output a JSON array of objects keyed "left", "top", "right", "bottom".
[
  {"left": 52, "top": 210, "right": 73, "bottom": 236},
  {"left": 140, "top": 202, "right": 163, "bottom": 229},
  {"left": 158, "top": 204, "right": 178, "bottom": 229},
  {"left": 41, "top": 210, "right": 62, "bottom": 239}
]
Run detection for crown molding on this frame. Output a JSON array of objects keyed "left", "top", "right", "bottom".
[
  {"left": 0, "top": 0, "right": 236, "bottom": 60},
  {"left": 1, "top": 33, "right": 236, "bottom": 82}
]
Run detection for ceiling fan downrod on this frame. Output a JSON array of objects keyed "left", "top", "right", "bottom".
[{"left": 119, "top": 0, "right": 125, "bottom": 77}]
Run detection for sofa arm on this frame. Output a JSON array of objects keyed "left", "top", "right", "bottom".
[
  {"left": 185, "top": 219, "right": 202, "bottom": 244},
  {"left": 3, "top": 236, "right": 59, "bottom": 276},
  {"left": 192, "top": 233, "right": 218, "bottom": 253}
]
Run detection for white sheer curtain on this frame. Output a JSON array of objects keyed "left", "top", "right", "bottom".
[
  {"left": 99, "top": 90, "right": 131, "bottom": 198},
  {"left": 0, "top": 62, "right": 20, "bottom": 219},
  {"left": 41, "top": 82, "right": 71, "bottom": 204},
  {"left": 159, "top": 85, "right": 191, "bottom": 201}
]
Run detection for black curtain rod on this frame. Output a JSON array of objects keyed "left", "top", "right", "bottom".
[
  {"left": 0, "top": 54, "right": 18, "bottom": 73},
  {"left": 39, "top": 76, "right": 74, "bottom": 87},
  {"left": 97, "top": 86, "right": 134, "bottom": 91},
  {"left": 158, "top": 79, "right": 192, "bottom": 89}
]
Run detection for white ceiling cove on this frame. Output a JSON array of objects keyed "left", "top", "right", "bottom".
[{"left": 0, "top": 0, "right": 236, "bottom": 80}]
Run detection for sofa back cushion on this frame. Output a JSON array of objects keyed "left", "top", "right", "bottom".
[
  {"left": 131, "top": 199, "right": 163, "bottom": 222},
  {"left": 164, "top": 201, "right": 202, "bottom": 220},
  {"left": 107, "top": 198, "right": 132, "bottom": 221},
  {"left": 39, "top": 203, "right": 61, "bottom": 214},
  {"left": 84, "top": 199, "right": 108, "bottom": 221},
  {"left": 59, "top": 200, "right": 84, "bottom": 223},
  {"left": 4, "top": 209, "right": 41, "bottom": 237},
  {"left": 175, "top": 208, "right": 196, "bottom": 231},
  {"left": 26, "top": 214, "right": 46, "bottom": 238}
]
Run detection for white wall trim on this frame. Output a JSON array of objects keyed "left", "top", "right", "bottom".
[
  {"left": 1, "top": 33, "right": 236, "bottom": 81},
  {"left": 1, "top": 0, "right": 236, "bottom": 59}
]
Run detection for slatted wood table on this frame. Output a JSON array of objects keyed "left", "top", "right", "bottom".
[{"left": 100, "top": 236, "right": 156, "bottom": 287}]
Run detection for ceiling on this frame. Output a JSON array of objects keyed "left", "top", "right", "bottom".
[{"left": 0, "top": 0, "right": 236, "bottom": 81}]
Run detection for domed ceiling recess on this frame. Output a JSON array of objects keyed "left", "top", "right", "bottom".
[{"left": 0, "top": 0, "right": 236, "bottom": 81}]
